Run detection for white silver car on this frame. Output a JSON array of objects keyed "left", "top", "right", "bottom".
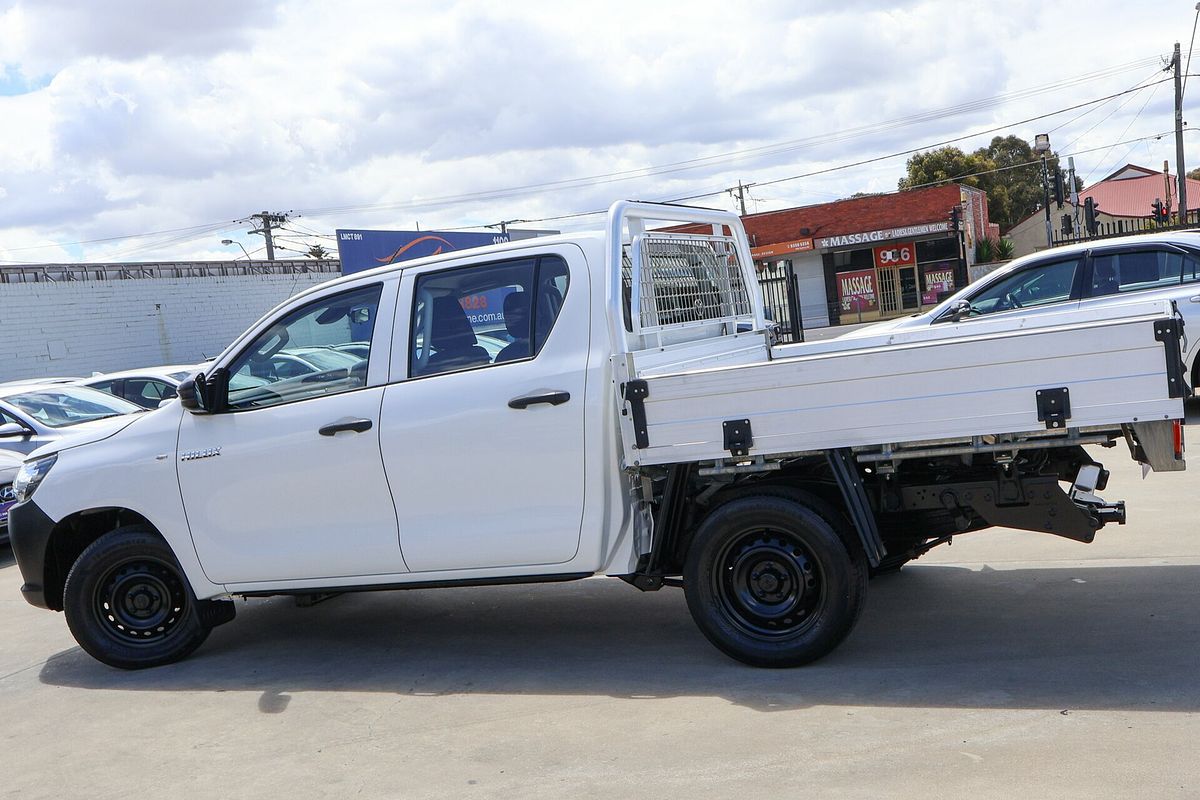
[
  {"left": 842, "top": 231, "right": 1200, "bottom": 385},
  {"left": 77, "top": 365, "right": 200, "bottom": 410},
  {"left": 80, "top": 364, "right": 272, "bottom": 409},
  {"left": 0, "top": 384, "right": 144, "bottom": 455}
]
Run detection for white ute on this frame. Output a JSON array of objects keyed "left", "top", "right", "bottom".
[{"left": 7, "top": 201, "right": 1188, "bottom": 669}]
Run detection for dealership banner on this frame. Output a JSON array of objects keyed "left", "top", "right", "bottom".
[
  {"left": 922, "top": 261, "right": 956, "bottom": 304},
  {"left": 836, "top": 269, "right": 878, "bottom": 313},
  {"left": 336, "top": 229, "right": 509, "bottom": 274}
]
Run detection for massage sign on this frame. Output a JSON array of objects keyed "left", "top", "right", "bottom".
[{"left": 836, "top": 269, "right": 878, "bottom": 313}]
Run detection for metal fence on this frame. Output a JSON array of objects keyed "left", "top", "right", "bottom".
[
  {"left": 1049, "top": 209, "right": 1200, "bottom": 247},
  {"left": 0, "top": 259, "right": 341, "bottom": 284},
  {"left": 756, "top": 260, "right": 804, "bottom": 343}
]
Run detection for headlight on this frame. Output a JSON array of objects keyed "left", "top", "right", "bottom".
[{"left": 13, "top": 454, "right": 57, "bottom": 503}]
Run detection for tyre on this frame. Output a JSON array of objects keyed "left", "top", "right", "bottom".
[
  {"left": 683, "top": 493, "right": 867, "bottom": 667},
  {"left": 63, "top": 527, "right": 210, "bottom": 669}
]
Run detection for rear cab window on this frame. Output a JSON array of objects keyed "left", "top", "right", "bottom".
[{"left": 408, "top": 255, "right": 570, "bottom": 378}]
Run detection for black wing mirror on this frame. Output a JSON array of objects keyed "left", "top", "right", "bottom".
[
  {"left": 178, "top": 368, "right": 230, "bottom": 414},
  {"left": 177, "top": 376, "right": 204, "bottom": 412}
]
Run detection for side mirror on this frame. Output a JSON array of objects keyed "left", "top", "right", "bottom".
[
  {"left": 177, "top": 376, "right": 205, "bottom": 412},
  {"left": 946, "top": 299, "right": 974, "bottom": 322},
  {"left": 0, "top": 421, "right": 31, "bottom": 438}
]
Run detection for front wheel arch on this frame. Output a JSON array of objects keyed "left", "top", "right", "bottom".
[{"left": 42, "top": 508, "right": 154, "bottom": 611}]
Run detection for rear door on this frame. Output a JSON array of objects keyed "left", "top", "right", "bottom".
[{"left": 380, "top": 247, "right": 590, "bottom": 573}]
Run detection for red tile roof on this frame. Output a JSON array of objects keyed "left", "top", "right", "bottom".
[{"left": 1080, "top": 167, "right": 1200, "bottom": 218}]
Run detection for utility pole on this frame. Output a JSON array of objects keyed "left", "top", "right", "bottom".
[
  {"left": 1174, "top": 42, "right": 1189, "bottom": 224},
  {"left": 248, "top": 211, "right": 288, "bottom": 261},
  {"left": 1069, "top": 157, "right": 1081, "bottom": 240},
  {"left": 730, "top": 181, "right": 748, "bottom": 216}
]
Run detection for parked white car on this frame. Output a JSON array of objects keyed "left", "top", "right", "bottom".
[
  {"left": 80, "top": 365, "right": 272, "bottom": 409},
  {"left": 0, "top": 384, "right": 145, "bottom": 455},
  {"left": 77, "top": 365, "right": 200, "bottom": 410},
  {"left": 841, "top": 231, "right": 1200, "bottom": 384}
]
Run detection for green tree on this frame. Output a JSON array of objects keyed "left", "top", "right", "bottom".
[
  {"left": 898, "top": 146, "right": 990, "bottom": 191},
  {"left": 899, "top": 135, "right": 1076, "bottom": 233},
  {"left": 1187, "top": 167, "right": 1200, "bottom": 182},
  {"left": 305, "top": 244, "right": 332, "bottom": 259}
]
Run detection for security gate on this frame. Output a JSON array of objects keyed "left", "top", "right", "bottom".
[{"left": 756, "top": 260, "right": 804, "bottom": 343}]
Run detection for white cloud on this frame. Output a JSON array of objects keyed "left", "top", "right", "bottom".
[{"left": 0, "top": 0, "right": 1195, "bottom": 261}]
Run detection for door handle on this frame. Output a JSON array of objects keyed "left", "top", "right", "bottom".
[
  {"left": 318, "top": 418, "right": 373, "bottom": 436},
  {"left": 508, "top": 391, "right": 571, "bottom": 409},
  {"left": 1189, "top": 295, "right": 1200, "bottom": 303}
]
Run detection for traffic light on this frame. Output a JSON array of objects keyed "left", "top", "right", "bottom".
[
  {"left": 1052, "top": 169, "right": 1064, "bottom": 208},
  {"left": 949, "top": 205, "right": 961, "bottom": 232},
  {"left": 1084, "top": 197, "right": 1100, "bottom": 236},
  {"left": 1151, "top": 199, "right": 1168, "bottom": 224},
  {"left": 1061, "top": 214, "right": 1074, "bottom": 235}
]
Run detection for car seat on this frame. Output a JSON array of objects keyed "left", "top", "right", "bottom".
[{"left": 422, "top": 296, "right": 490, "bottom": 374}]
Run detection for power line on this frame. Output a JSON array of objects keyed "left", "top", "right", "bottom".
[{"left": 0, "top": 57, "right": 1180, "bottom": 258}]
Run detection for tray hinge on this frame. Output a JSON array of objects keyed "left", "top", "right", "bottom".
[
  {"left": 722, "top": 418, "right": 753, "bottom": 457},
  {"left": 622, "top": 379, "right": 650, "bottom": 449},
  {"left": 1035, "top": 387, "right": 1071, "bottom": 430},
  {"left": 1153, "top": 317, "right": 1188, "bottom": 398}
]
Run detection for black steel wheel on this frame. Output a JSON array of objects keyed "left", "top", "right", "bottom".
[
  {"left": 64, "top": 527, "right": 210, "bottom": 669},
  {"left": 684, "top": 492, "right": 866, "bottom": 667}
]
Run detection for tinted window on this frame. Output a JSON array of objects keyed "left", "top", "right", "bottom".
[
  {"left": 410, "top": 256, "right": 569, "bottom": 378},
  {"left": 226, "top": 284, "right": 382, "bottom": 410},
  {"left": 123, "top": 378, "right": 174, "bottom": 409},
  {"left": 1090, "top": 250, "right": 1182, "bottom": 297},
  {"left": 965, "top": 258, "right": 1079, "bottom": 317}
]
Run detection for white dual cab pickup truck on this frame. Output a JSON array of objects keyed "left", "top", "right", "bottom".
[{"left": 8, "top": 201, "right": 1189, "bottom": 670}]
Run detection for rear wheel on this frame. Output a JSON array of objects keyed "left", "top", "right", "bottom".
[
  {"left": 683, "top": 493, "right": 866, "bottom": 667},
  {"left": 63, "top": 527, "right": 210, "bottom": 669}
]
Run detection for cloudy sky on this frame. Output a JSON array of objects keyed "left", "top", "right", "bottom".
[{"left": 0, "top": 0, "right": 1197, "bottom": 264}]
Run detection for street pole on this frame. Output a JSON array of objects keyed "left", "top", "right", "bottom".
[
  {"left": 1174, "top": 42, "right": 1189, "bottom": 224},
  {"left": 734, "top": 182, "right": 748, "bottom": 216},
  {"left": 1068, "top": 157, "right": 1081, "bottom": 240},
  {"left": 1034, "top": 133, "right": 1053, "bottom": 248}
]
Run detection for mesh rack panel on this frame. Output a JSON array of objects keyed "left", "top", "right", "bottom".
[{"left": 622, "top": 234, "right": 753, "bottom": 333}]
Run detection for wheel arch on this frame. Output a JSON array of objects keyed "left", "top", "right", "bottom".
[{"left": 41, "top": 507, "right": 157, "bottom": 611}]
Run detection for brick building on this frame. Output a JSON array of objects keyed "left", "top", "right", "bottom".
[{"left": 736, "top": 184, "right": 995, "bottom": 330}]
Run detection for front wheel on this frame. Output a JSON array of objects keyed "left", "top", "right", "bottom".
[
  {"left": 683, "top": 494, "right": 866, "bottom": 667},
  {"left": 63, "top": 527, "right": 210, "bottom": 669}
]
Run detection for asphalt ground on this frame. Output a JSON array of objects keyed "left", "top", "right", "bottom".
[{"left": 2, "top": 437, "right": 1198, "bottom": 799}]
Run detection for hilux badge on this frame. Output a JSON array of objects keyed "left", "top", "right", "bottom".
[{"left": 179, "top": 447, "right": 222, "bottom": 461}]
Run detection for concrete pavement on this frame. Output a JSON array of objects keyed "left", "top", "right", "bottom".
[{"left": 1, "top": 450, "right": 1198, "bottom": 799}]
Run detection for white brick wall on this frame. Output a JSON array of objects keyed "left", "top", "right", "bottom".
[{"left": 0, "top": 273, "right": 336, "bottom": 381}]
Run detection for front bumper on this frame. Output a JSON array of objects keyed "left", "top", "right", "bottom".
[{"left": 8, "top": 499, "right": 55, "bottom": 608}]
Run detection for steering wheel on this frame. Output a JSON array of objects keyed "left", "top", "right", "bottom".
[{"left": 1003, "top": 291, "right": 1023, "bottom": 309}]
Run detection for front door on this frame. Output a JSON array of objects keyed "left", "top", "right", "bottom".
[
  {"left": 178, "top": 281, "right": 406, "bottom": 585},
  {"left": 380, "top": 250, "right": 589, "bottom": 573}
]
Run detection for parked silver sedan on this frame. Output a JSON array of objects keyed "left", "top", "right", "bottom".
[
  {"left": 842, "top": 231, "right": 1200, "bottom": 386},
  {"left": 0, "top": 383, "right": 144, "bottom": 455}
]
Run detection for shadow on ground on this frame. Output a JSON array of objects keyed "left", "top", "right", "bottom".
[{"left": 38, "top": 563, "right": 1200, "bottom": 713}]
